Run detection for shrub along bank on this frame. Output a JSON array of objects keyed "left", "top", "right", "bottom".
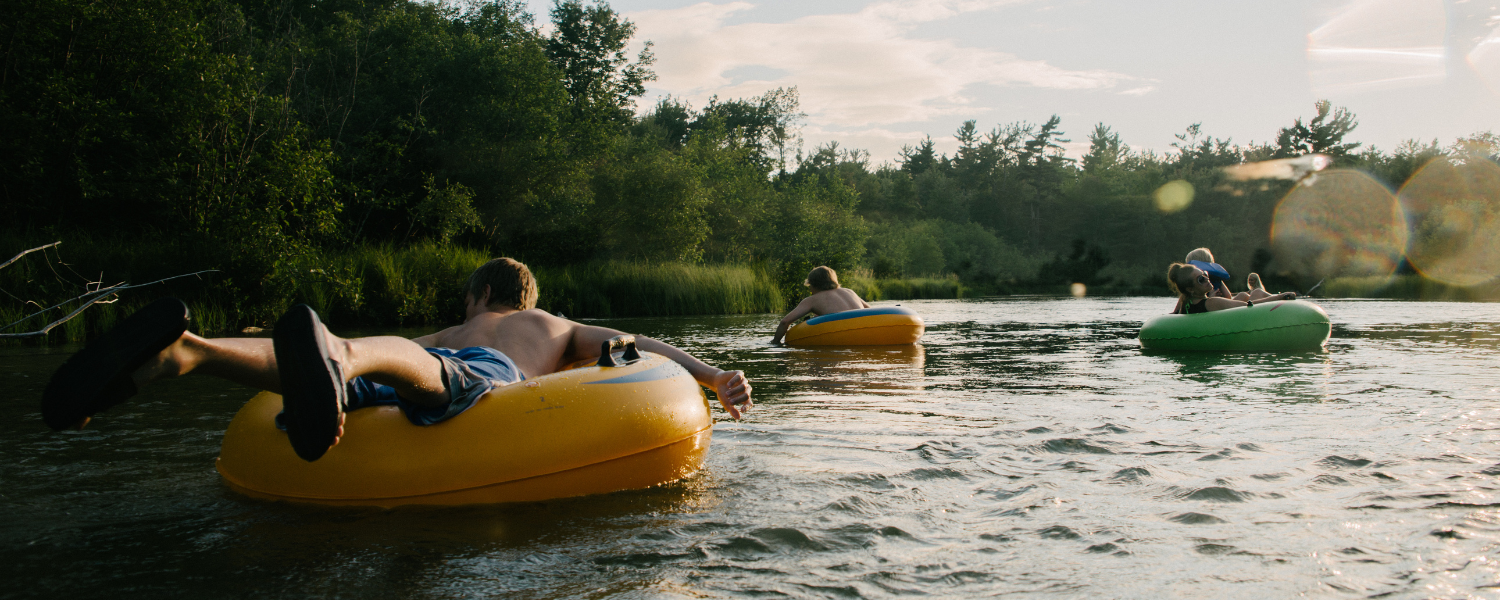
[{"left": 0, "top": 238, "right": 964, "bottom": 343}]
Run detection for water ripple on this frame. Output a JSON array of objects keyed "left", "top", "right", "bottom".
[{"left": 8, "top": 299, "right": 1500, "bottom": 597}]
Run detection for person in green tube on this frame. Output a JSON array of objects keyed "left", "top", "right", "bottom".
[
  {"left": 41, "top": 258, "right": 753, "bottom": 462},
  {"left": 1168, "top": 262, "right": 1296, "bottom": 314},
  {"left": 1174, "top": 247, "right": 1283, "bottom": 313}
]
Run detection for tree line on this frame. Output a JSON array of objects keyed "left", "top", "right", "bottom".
[{"left": 3, "top": 0, "right": 1496, "bottom": 326}]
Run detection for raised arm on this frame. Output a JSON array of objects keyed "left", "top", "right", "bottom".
[
  {"left": 1204, "top": 291, "right": 1296, "bottom": 311},
  {"left": 771, "top": 297, "right": 815, "bottom": 344},
  {"left": 1203, "top": 297, "right": 1248, "bottom": 311},
  {"left": 567, "top": 322, "right": 753, "bottom": 420}
]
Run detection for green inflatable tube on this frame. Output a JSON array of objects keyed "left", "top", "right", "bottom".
[{"left": 1138, "top": 300, "right": 1331, "bottom": 352}]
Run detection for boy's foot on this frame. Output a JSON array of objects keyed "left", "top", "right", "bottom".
[
  {"left": 1247, "top": 273, "right": 1264, "bottom": 291},
  {"left": 273, "top": 304, "right": 346, "bottom": 462},
  {"left": 41, "top": 298, "right": 191, "bottom": 430}
]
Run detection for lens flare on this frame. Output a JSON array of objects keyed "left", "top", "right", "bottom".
[
  {"left": 1154, "top": 180, "right": 1194, "bottom": 213},
  {"left": 1222, "top": 154, "right": 1331, "bottom": 184},
  {"left": 1270, "top": 169, "right": 1407, "bottom": 281},
  {"left": 1306, "top": 0, "right": 1445, "bottom": 96},
  {"left": 1471, "top": 27, "right": 1500, "bottom": 97},
  {"left": 1399, "top": 158, "right": 1500, "bottom": 287}
]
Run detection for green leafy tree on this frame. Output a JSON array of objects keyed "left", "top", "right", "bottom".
[
  {"left": 766, "top": 174, "right": 867, "bottom": 299},
  {"left": 1082, "top": 123, "right": 1128, "bottom": 174},
  {"left": 545, "top": 0, "right": 654, "bottom": 121},
  {"left": 1171, "top": 123, "right": 1241, "bottom": 172},
  {"left": 637, "top": 97, "right": 694, "bottom": 149},
  {"left": 0, "top": 0, "right": 342, "bottom": 321},
  {"left": 915, "top": 171, "right": 970, "bottom": 223},
  {"left": 900, "top": 137, "right": 941, "bottom": 176},
  {"left": 693, "top": 87, "right": 803, "bottom": 173},
  {"left": 591, "top": 140, "right": 709, "bottom": 262},
  {"left": 1016, "top": 115, "right": 1071, "bottom": 247},
  {"left": 1275, "top": 100, "right": 1361, "bottom": 158}
]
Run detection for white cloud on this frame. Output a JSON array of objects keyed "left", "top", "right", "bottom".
[
  {"left": 628, "top": 1, "right": 1147, "bottom": 133},
  {"left": 861, "top": 0, "right": 1028, "bottom": 23}
]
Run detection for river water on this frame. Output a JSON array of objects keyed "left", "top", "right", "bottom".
[{"left": 4, "top": 297, "right": 1500, "bottom": 598}]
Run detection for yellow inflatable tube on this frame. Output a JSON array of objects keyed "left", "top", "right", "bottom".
[
  {"left": 786, "top": 306, "right": 924, "bottom": 346},
  {"left": 216, "top": 346, "right": 712, "bottom": 507}
]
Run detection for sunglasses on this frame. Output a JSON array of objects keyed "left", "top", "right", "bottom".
[{"left": 1195, "top": 275, "right": 1209, "bottom": 285}]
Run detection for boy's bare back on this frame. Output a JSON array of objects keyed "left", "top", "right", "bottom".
[
  {"left": 803, "top": 288, "right": 868, "bottom": 315},
  {"left": 413, "top": 309, "right": 581, "bottom": 378},
  {"left": 771, "top": 287, "right": 871, "bottom": 344}
]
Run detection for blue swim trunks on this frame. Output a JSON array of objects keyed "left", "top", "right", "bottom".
[{"left": 274, "top": 346, "right": 525, "bottom": 428}]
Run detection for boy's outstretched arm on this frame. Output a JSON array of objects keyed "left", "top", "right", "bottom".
[
  {"left": 771, "top": 298, "right": 814, "bottom": 344},
  {"left": 567, "top": 321, "right": 753, "bottom": 419}
]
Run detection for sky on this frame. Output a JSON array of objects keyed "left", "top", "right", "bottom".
[{"left": 520, "top": 0, "right": 1500, "bottom": 165}]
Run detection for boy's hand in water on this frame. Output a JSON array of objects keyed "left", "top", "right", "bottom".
[{"left": 713, "top": 369, "right": 753, "bottom": 420}]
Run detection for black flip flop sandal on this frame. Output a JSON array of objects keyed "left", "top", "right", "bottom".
[
  {"left": 41, "top": 297, "right": 191, "bottom": 430},
  {"left": 273, "top": 304, "right": 345, "bottom": 462}
]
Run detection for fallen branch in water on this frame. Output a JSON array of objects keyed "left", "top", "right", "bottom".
[{"left": 0, "top": 270, "right": 217, "bottom": 339}]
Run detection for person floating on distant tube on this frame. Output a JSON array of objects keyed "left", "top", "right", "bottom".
[
  {"left": 771, "top": 266, "right": 870, "bottom": 344},
  {"left": 772, "top": 266, "right": 923, "bottom": 346},
  {"left": 1174, "top": 247, "right": 1283, "bottom": 314}
]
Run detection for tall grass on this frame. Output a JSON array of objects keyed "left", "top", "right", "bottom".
[
  {"left": 5, "top": 235, "right": 978, "bottom": 345},
  {"left": 842, "top": 270, "right": 964, "bottom": 301},
  {"left": 298, "top": 243, "right": 490, "bottom": 327},
  {"left": 536, "top": 262, "right": 784, "bottom": 317},
  {"left": 188, "top": 301, "right": 233, "bottom": 337}
]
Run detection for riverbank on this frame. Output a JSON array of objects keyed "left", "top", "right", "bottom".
[
  {"left": 13, "top": 238, "right": 1495, "bottom": 346},
  {"left": 0, "top": 241, "right": 965, "bottom": 343},
  {"left": 1323, "top": 275, "right": 1500, "bottom": 301}
]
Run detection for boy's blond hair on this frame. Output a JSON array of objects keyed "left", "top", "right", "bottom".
[
  {"left": 805, "top": 266, "right": 840, "bottom": 291},
  {"left": 464, "top": 258, "right": 538, "bottom": 310},
  {"left": 1185, "top": 248, "right": 1215, "bottom": 263}
]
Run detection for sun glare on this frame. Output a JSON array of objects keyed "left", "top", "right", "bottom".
[
  {"left": 1399, "top": 158, "right": 1500, "bottom": 287},
  {"left": 1153, "top": 180, "right": 1194, "bottom": 213},
  {"left": 1271, "top": 170, "right": 1408, "bottom": 282}
]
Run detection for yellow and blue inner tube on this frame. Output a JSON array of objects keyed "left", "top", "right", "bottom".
[
  {"left": 216, "top": 341, "right": 712, "bottom": 507},
  {"left": 786, "top": 306, "right": 924, "bottom": 346}
]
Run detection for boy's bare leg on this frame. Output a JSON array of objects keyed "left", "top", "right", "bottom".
[
  {"left": 275, "top": 305, "right": 456, "bottom": 461},
  {"left": 132, "top": 333, "right": 281, "bottom": 392},
  {"left": 46, "top": 299, "right": 448, "bottom": 438},
  {"left": 331, "top": 335, "right": 449, "bottom": 408},
  {"left": 133, "top": 331, "right": 449, "bottom": 408}
]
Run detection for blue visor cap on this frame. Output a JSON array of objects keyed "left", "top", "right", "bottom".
[{"left": 1188, "top": 260, "right": 1231, "bottom": 284}]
